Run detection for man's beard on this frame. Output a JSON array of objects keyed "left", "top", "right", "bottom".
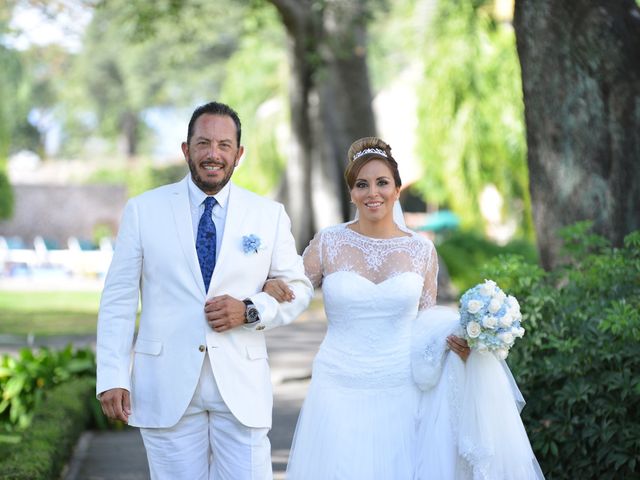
[{"left": 187, "top": 155, "right": 235, "bottom": 194}]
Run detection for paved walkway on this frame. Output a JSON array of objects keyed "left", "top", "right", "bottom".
[{"left": 59, "top": 308, "right": 327, "bottom": 480}]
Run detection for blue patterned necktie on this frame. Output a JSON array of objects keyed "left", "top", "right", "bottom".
[{"left": 196, "top": 196, "right": 217, "bottom": 292}]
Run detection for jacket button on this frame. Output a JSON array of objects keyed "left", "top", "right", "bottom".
[
  {"left": 198, "top": 345, "right": 206, "bottom": 352},
  {"left": 256, "top": 325, "right": 265, "bottom": 331}
]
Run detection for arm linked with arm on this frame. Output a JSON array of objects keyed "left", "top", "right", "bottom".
[{"left": 245, "top": 204, "right": 314, "bottom": 330}]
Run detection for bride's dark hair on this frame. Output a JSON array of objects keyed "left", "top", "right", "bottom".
[{"left": 344, "top": 137, "right": 402, "bottom": 189}]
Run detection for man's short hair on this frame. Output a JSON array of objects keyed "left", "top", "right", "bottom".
[{"left": 187, "top": 101, "right": 242, "bottom": 146}]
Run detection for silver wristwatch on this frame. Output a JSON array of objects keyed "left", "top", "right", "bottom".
[{"left": 243, "top": 299, "right": 260, "bottom": 324}]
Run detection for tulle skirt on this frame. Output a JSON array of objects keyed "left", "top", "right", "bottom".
[
  {"left": 286, "top": 375, "right": 418, "bottom": 480},
  {"left": 413, "top": 307, "right": 545, "bottom": 480}
]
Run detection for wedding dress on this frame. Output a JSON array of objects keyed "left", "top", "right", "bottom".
[
  {"left": 286, "top": 220, "right": 544, "bottom": 480},
  {"left": 286, "top": 222, "right": 438, "bottom": 480}
]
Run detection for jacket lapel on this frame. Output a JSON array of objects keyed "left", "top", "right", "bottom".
[
  {"left": 169, "top": 175, "right": 205, "bottom": 296},
  {"left": 209, "top": 183, "right": 250, "bottom": 289}
]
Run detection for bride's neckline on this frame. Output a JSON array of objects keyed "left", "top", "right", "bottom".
[{"left": 345, "top": 221, "right": 413, "bottom": 241}]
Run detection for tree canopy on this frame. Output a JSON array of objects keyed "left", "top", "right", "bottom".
[{"left": 4, "top": 0, "right": 634, "bottom": 255}]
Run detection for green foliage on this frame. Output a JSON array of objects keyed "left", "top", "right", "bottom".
[
  {"left": 0, "top": 31, "right": 38, "bottom": 157},
  {"left": 0, "top": 31, "right": 18, "bottom": 219},
  {"left": 0, "top": 346, "right": 95, "bottom": 432},
  {"left": 219, "top": 3, "right": 288, "bottom": 195},
  {"left": 482, "top": 223, "right": 640, "bottom": 479},
  {"left": 415, "top": 0, "right": 532, "bottom": 237},
  {"left": 59, "top": 0, "right": 249, "bottom": 159},
  {"left": 57, "top": 0, "right": 289, "bottom": 195},
  {"left": 92, "top": 222, "right": 114, "bottom": 244},
  {"left": 88, "top": 161, "right": 187, "bottom": 197},
  {"left": 0, "top": 45, "right": 17, "bottom": 158},
  {"left": 0, "top": 377, "right": 95, "bottom": 480},
  {"left": 437, "top": 230, "right": 538, "bottom": 293},
  {"left": 0, "top": 168, "right": 13, "bottom": 220},
  {"left": 1, "top": 25, "right": 71, "bottom": 157},
  {"left": 368, "top": 0, "right": 419, "bottom": 90}
]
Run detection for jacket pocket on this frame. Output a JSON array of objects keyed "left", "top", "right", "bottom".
[
  {"left": 134, "top": 338, "right": 162, "bottom": 355},
  {"left": 246, "top": 344, "right": 268, "bottom": 360}
]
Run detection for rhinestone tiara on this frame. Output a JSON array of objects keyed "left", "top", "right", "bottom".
[{"left": 352, "top": 147, "right": 387, "bottom": 161}]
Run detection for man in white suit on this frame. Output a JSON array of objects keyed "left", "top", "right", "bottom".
[{"left": 96, "top": 101, "right": 313, "bottom": 479}]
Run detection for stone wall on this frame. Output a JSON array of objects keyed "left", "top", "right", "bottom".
[{"left": 0, "top": 184, "right": 128, "bottom": 246}]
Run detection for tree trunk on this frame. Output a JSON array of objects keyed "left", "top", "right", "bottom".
[
  {"left": 513, "top": 0, "right": 640, "bottom": 269},
  {"left": 270, "top": 0, "right": 316, "bottom": 251},
  {"left": 120, "top": 110, "right": 139, "bottom": 160},
  {"left": 268, "top": 0, "right": 377, "bottom": 250}
]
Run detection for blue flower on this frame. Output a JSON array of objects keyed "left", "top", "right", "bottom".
[{"left": 242, "top": 234, "right": 262, "bottom": 254}]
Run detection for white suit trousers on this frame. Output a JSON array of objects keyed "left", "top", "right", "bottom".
[{"left": 140, "top": 354, "right": 272, "bottom": 480}]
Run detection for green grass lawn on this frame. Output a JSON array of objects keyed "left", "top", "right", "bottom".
[{"left": 0, "top": 291, "right": 102, "bottom": 336}]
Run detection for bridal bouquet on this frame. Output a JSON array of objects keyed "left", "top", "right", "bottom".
[{"left": 459, "top": 280, "right": 525, "bottom": 360}]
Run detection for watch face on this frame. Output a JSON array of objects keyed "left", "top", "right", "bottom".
[{"left": 246, "top": 306, "right": 260, "bottom": 323}]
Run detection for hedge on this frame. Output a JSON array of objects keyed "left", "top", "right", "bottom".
[
  {"left": 0, "top": 377, "right": 97, "bottom": 480},
  {"left": 483, "top": 224, "right": 640, "bottom": 478}
]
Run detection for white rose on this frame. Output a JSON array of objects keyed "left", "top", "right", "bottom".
[
  {"left": 513, "top": 326, "right": 526, "bottom": 338},
  {"left": 499, "top": 312, "right": 513, "bottom": 327},
  {"left": 467, "top": 300, "right": 484, "bottom": 314},
  {"left": 493, "top": 290, "right": 507, "bottom": 303},
  {"left": 482, "top": 315, "right": 498, "bottom": 329},
  {"left": 495, "top": 348, "right": 509, "bottom": 360},
  {"left": 498, "top": 332, "right": 514, "bottom": 345},
  {"left": 466, "top": 321, "right": 482, "bottom": 338},
  {"left": 480, "top": 280, "right": 497, "bottom": 296},
  {"left": 507, "top": 296, "right": 521, "bottom": 315},
  {"left": 488, "top": 298, "right": 502, "bottom": 314},
  {"left": 476, "top": 341, "right": 488, "bottom": 353}
]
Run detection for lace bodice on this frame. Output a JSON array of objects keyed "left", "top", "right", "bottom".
[
  {"left": 303, "top": 222, "right": 438, "bottom": 311},
  {"left": 302, "top": 223, "right": 439, "bottom": 388}
]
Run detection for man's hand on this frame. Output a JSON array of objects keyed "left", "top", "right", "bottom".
[
  {"left": 447, "top": 335, "right": 471, "bottom": 362},
  {"left": 205, "top": 295, "right": 246, "bottom": 332},
  {"left": 262, "top": 279, "right": 295, "bottom": 303},
  {"left": 99, "top": 388, "right": 131, "bottom": 423}
]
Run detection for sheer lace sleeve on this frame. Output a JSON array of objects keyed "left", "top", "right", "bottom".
[
  {"left": 418, "top": 240, "right": 439, "bottom": 311},
  {"left": 302, "top": 230, "right": 324, "bottom": 288}
]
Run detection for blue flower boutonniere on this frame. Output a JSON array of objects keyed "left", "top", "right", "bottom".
[{"left": 242, "top": 234, "right": 262, "bottom": 254}]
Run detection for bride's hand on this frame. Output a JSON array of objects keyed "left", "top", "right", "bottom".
[
  {"left": 262, "top": 278, "right": 295, "bottom": 303},
  {"left": 447, "top": 335, "right": 471, "bottom": 362}
]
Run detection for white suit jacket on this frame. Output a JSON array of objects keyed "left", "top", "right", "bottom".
[{"left": 96, "top": 176, "right": 313, "bottom": 428}]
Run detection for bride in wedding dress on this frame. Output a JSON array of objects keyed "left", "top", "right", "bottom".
[{"left": 264, "top": 137, "right": 543, "bottom": 480}]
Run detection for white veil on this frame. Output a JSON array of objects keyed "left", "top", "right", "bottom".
[
  {"left": 353, "top": 200, "right": 406, "bottom": 228},
  {"left": 393, "top": 200, "right": 406, "bottom": 228}
]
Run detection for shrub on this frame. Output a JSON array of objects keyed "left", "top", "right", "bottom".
[
  {"left": 0, "top": 377, "right": 96, "bottom": 480},
  {"left": 0, "top": 346, "right": 95, "bottom": 431},
  {"left": 437, "top": 230, "right": 538, "bottom": 292},
  {"left": 482, "top": 223, "right": 640, "bottom": 479}
]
